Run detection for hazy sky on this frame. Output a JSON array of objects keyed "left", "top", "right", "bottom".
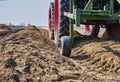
[{"left": 0, "top": 0, "right": 53, "bottom": 26}]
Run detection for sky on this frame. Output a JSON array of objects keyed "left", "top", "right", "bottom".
[{"left": 0, "top": 0, "right": 53, "bottom": 26}]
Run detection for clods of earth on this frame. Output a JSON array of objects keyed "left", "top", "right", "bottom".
[{"left": 0, "top": 24, "right": 120, "bottom": 82}]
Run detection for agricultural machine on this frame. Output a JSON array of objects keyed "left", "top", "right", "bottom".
[{"left": 49, "top": 0, "right": 120, "bottom": 57}]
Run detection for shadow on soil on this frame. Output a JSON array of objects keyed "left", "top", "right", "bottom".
[
  {"left": 74, "top": 36, "right": 106, "bottom": 48},
  {"left": 104, "top": 46, "right": 120, "bottom": 57},
  {"left": 73, "top": 36, "right": 120, "bottom": 58},
  {"left": 70, "top": 55, "right": 90, "bottom": 60}
]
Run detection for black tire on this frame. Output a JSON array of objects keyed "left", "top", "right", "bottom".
[
  {"left": 49, "top": 2, "right": 54, "bottom": 40},
  {"left": 90, "top": 25, "right": 100, "bottom": 37},
  {"left": 74, "top": 0, "right": 87, "bottom": 9},
  {"left": 60, "top": 36, "right": 71, "bottom": 57},
  {"left": 56, "top": 0, "right": 69, "bottom": 45},
  {"left": 106, "top": 24, "right": 120, "bottom": 41}
]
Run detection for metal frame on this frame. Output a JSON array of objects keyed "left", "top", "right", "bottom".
[{"left": 64, "top": 0, "right": 120, "bottom": 44}]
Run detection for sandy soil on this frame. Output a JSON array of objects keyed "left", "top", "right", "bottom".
[{"left": 0, "top": 24, "right": 120, "bottom": 82}]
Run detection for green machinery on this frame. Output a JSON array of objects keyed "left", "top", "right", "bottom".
[{"left": 49, "top": 0, "right": 120, "bottom": 57}]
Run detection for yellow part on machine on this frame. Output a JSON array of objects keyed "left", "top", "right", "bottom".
[{"left": 117, "top": 0, "right": 120, "bottom": 4}]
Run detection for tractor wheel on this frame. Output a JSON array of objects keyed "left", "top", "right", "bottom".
[
  {"left": 90, "top": 25, "right": 100, "bottom": 37},
  {"left": 60, "top": 36, "right": 71, "bottom": 57},
  {"left": 54, "top": 0, "right": 69, "bottom": 46},
  {"left": 74, "top": 0, "right": 87, "bottom": 9},
  {"left": 106, "top": 24, "right": 120, "bottom": 41},
  {"left": 85, "top": 25, "right": 100, "bottom": 37},
  {"left": 48, "top": 2, "right": 54, "bottom": 40}
]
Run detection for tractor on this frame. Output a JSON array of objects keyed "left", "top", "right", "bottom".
[{"left": 48, "top": 0, "right": 120, "bottom": 57}]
